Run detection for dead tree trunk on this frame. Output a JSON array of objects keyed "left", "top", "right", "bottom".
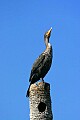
[{"left": 29, "top": 82, "right": 53, "bottom": 120}]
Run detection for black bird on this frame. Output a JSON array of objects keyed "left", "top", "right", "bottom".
[{"left": 26, "top": 27, "right": 53, "bottom": 97}]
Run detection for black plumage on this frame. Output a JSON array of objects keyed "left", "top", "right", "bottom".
[{"left": 26, "top": 27, "right": 53, "bottom": 97}]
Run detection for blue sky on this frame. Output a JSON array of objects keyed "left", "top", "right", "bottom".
[{"left": 0, "top": 0, "right": 80, "bottom": 120}]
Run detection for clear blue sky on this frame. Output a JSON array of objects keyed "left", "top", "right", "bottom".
[{"left": 0, "top": 0, "right": 80, "bottom": 120}]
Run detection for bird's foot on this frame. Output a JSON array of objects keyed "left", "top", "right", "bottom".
[{"left": 36, "top": 82, "right": 38, "bottom": 86}]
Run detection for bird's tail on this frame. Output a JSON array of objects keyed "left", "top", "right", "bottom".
[{"left": 26, "top": 83, "right": 31, "bottom": 97}]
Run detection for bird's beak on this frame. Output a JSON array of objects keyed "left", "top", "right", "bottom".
[{"left": 46, "top": 27, "right": 52, "bottom": 37}]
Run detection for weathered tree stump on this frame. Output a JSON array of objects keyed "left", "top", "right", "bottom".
[{"left": 29, "top": 82, "right": 53, "bottom": 120}]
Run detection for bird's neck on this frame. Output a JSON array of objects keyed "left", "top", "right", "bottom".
[
  {"left": 44, "top": 42, "right": 52, "bottom": 56},
  {"left": 44, "top": 37, "right": 51, "bottom": 48},
  {"left": 44, "top": 37, "right": 52, "bottom": 54},
  {"left": 44, "top": 37, "right": 49, "bottom": 47}
]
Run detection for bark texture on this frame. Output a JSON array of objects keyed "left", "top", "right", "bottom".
[{"left": 29, "top": 82, "right": 53, "bottom": 120}]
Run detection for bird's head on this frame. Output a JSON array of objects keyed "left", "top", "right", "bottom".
[
  {"left": 44, "top": 27, "right": 52, "bottom": 40},
  {"left": 44, "top": 27, "right": 52, "bottom": 47}
]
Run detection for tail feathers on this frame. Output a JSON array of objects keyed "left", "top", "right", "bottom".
[{"left": 26, "top": 84, "right": 31, "bottom": 97}]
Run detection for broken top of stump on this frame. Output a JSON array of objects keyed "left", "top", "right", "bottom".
[{"left": 29, "top": 82, "right": 50, "bottom": 97}]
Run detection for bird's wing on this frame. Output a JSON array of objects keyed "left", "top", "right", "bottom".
[{"left": 29, "top": 53, "right": 45, "bottom": 82}]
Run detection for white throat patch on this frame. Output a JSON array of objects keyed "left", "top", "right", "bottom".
[{"left": 48, "top": 43, "right": 51, "bottom": 48}]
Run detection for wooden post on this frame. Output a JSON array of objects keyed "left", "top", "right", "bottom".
[{"left": 29, "top": 82, "right": 53, "bottom": 120}]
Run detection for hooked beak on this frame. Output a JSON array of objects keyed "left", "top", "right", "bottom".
[{"left": 46, "top": 27, "right": 52, "bottom": 37}]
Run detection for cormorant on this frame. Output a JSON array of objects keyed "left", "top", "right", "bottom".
[{"left": 26, "top": 27, "right": 53, "bottom": 97}]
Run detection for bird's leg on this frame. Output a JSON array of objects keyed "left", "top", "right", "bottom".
[
  {"left": 42, "top": 78, "right": 44, "bottom": 83},
  {"left": 40, "top": 78, "right": 44, "bottom": 83}
]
